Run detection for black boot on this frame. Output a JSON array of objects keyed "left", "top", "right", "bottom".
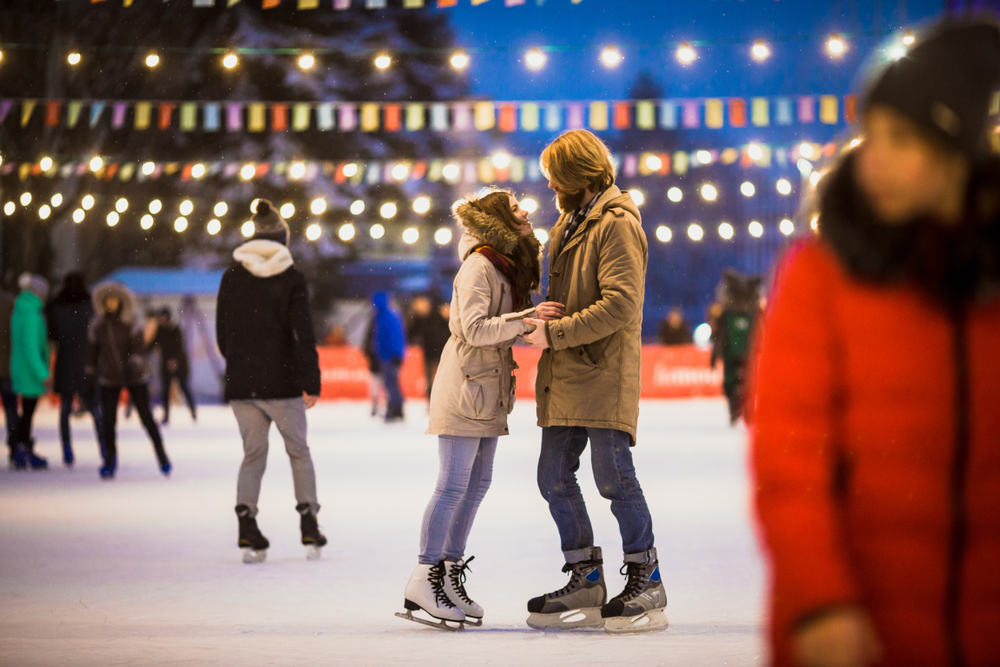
[
  {"left": 296, "top": 503, "right": 328, "bottom": 547},
  {"left": 236, "top": 504, "right": 269, "bottom": 564},
  {"left": 24, "top": 439, "right": 47, "bottom": 470}
]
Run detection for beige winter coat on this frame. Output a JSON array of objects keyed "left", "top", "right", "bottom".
[
  {"left": 535, "top": 185, "right": 648, "bottom": 444},
  {"left": 427, "top": 206, "right": 532, "bottom": 438}
]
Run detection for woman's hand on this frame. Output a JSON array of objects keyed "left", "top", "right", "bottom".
[
  {"left": 535, "top": 302, "right": 566, "bottom": 321},
  {"left": 523, "top": 319, "right": 550, "bottom": 349},
  {"left": 794, "top": 607, "right": 883, "bottom": 667}
]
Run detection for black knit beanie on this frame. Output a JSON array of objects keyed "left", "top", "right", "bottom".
[
  {"left": 865, "top": 20, "right": 1000, "bottom": 159},
  {"left": 251, "top": 199, "right": 290, "bottom": 245}
]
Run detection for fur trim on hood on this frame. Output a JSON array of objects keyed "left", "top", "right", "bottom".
[
  {"left": 819, "top": 151, "right": 1000, "bottom": 305},
  {"left": 233, "top": 239, "right": 295, "bottom": 278},
  {"left": 91, "top": 281, "right": 138, "bottom": 323},
  {"left": 453, "top": 201, "right": 521, "bottom": 257}
]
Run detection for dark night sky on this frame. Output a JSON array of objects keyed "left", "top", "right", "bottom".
[{"left": 432, "top": 0, "right": 946, "bottom": 101}]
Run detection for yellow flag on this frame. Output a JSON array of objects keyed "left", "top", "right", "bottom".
[
  {"left": 474, "top": 102, "right": 495, "bottom": 130},
  {"left": 134, "top": 102, "right": 152, "bottom": 129},
  {"left": 248, "top": 103, "right": 266, "bottom": 132},
  {"left": 751, "top": 98, "right": 769, "bottom": 127},
  {"left": 820, "top": 95, "right": 839, "bottom": 124},
  {"left": 360, "top": 104, "right": 380, "bottom": 132},
  {"left": 704, "top": 99, "right": 724, "bottom": 129},
  {"left": 588, "top": 102, "right": 608, "bottom": 131}
]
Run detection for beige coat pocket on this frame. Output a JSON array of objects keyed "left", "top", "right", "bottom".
[{"left": 458, "top": 369, "right": 501, "bottom": 421}]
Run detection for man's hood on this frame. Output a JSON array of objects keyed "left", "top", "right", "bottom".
[{"left": 233, "top": 240, "right": 295, "bottom": 278}]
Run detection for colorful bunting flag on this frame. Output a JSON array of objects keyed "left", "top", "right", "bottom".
[
  {"left": 612, "top": 102, "right": 630, "bottom": 130},
  {"left": 844, "top": 94, "right": 858, "bottom": 124},
  {"left": 134, "top": 102, "right": 151, "bottom": 130},
  {"left": 776, "top": 98, "right": 793, "bottom": 125},
  {"left": 681, "top": 101, "right": 699, "bottom": 129},
  {"left": 430, "top": 103, "right": 449, "bottom": 131},
  {"left": 158, "top": 103, "right": 175, "bottom": 130},
  {"left": 384, "top": 104, "right": 402, "bottom": 132},
  {"left": 317, "top": 103, "right": 335, "bottom": 130},
  {"left": 798, "top": 96, "right": 815, "bottom": 124},
  {"left": 338, "top": 104, "right": 356, "bottom": 131},
  {"left": 180, "top": 103, "right": 197, "bottom": 131},
  {"left": 360, "top": 103, "right": 380, "bottom": 132},
  {"left": 452, "top": 103, "right": 472, "bottom": 131},
  {"left": 112, "top": 102, "right": 127, "bottom": 129},
  {"left": 820, "top": 95, "right": 838, "bottom": 124},
  {"left": 45, "top": 101, "right": 60, "bottom": 127},
  {"left": 0, "top": 101, "right": 12, "bottom": 125},
  {"left": 89, "top": 102, "right": 105, "bottom": 128},
  {"left": 729, "top": 99, "right": 747, "bottom": 128},
  {"left": 227, "top": 103, "right": 242, "bottom": 131},
  {"left": 567, "top": 103, "right": 584, "bottom": 130},
  {"left": 704, "top": 99, "right": 724, "bottom": 129},
  {"left": 21, "top": 100, "right": 36, "bottom": 127},
  {"left": 499, "top": 104, "right": 517, "bottom": 132},
  {"left": 588, "top": 102, "right": 608, "bottom": 131},
  {"left": 474, "top": 102, "right": 495, "bottom": 131},
  {"left": 751, "top": 98, "right": 769, "bottom": 127},
  {"left": 659, "top": 100, "right": 677, "bottom": 129},
  {"left": 67, "top": 101, "right": 83, "bottom": 128},
  {"left": 293, "top": 103, "right": 311, "bottom": 131},
  {"left": 204, "top": 103, "right": 220, "bottom": 131},
  {"left": 334, "top": 0, "right": 350, "bottom": 7},
  {"left": 405, "top": 104, "right": 425, "bottom": 131},
  {"left": 636, "top": 101, "right": 655, "bottom": 130},
  {"left": 544, "top": 103, "right": 561, "bottom": 131},
  {"left": 403, "top": 0, "right": 424, "bottom": 6},
  {"left": 272, "top": 103, "right": 289, "bottom": 131},
  {"left": 520, "top": 103, "right": 539, "bottom": 131},
  {"left": 297, "top": 0, "right": 319, "bottom": 7}
]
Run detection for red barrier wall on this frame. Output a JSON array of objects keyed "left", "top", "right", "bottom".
[{"left": 318, "top": 345, "right": 722, "bottom": 400}]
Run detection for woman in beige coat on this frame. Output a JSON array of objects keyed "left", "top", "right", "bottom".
[{"left": 400, "top": 189, "right": 541, "bottom": 630}]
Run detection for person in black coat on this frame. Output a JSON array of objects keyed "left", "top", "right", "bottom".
[
  {"left": 407, "top": 294, "right": 452, "bottom": 400},
  {"left": 148, "top": 307, "right": 196, "bottom": 425},
  {"left": 0, "top": 290, "right": 18, "bottom": 467},
  {"left": 216, "top": 199, "right": 325, "bottom": 561},
  {"left": 47, "top": 272, "right": 105, "bottom": 466},
  {"left": 657, "top": 307, "right": 693, "bottom": 346}
]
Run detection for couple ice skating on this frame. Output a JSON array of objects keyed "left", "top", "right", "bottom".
[{"left": 400, "top": 130, "right": 667, "bottom": 635}]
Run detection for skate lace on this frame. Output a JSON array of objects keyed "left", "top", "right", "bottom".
[
  {"left": 617, "top": 563, "right": 644, "bottom": 599},
  {"left": 447, "top": 556, "right": 475, "bottom": 605},
  {"left": 553, "top": 559, "right": 601, "bottom": 597},
  {"left": 430, "top": 562, "right": 457, "bottom": 608}
]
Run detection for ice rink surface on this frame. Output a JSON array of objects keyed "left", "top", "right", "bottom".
[{"left": 0, "top": 398, "right": 766, "bottom": 666}]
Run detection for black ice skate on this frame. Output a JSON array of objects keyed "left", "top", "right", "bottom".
[
  {"left": 526, "top": 546, "right": 607, "bottom": 630},
  {"left": 397, "top": 562, "right": 466, "bottom": 631},
  {"left": 600, "top": 551, "right": 668, "bottom": 635},
  {"left": 296, "top": 503, "right": 327, "bottom": 560},
  {"left": 236, "top": 504, "right": 269, "bottom": 564}
]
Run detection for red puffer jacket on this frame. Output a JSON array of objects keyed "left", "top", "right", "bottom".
[{"left": 750, "top": 155, "right": 1000, "bottom": 667}]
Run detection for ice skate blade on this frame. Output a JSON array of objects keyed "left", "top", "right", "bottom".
[
  {"left": 242, "top": 548, "right": 267, "bottom": 564},
  {"left": 395, "top": 609, "right": 465, "bottom": 631},
  {"left": 305, "top": 545, "right": 322, "bottom": 561},
  {"left": 526, "top": 608, "right": 605, "bottom": 630},
  {"left": 604, "top": 609, "right": 668, "bottom": 635}
]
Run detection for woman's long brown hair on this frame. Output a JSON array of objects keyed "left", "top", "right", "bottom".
[{"left": 472, "top": 190, "right": 542, "bottom": 306}]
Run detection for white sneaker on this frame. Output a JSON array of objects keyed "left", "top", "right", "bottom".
[
  {"left": 404, "top": 562, "right": 466, "bottom": 623},
  {"left": 443, "top": 557, "right": 483, "bottom": 625}
]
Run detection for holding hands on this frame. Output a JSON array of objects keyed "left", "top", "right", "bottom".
[{"left": 523, "top": 301, "right": 565, "bottom": 350}]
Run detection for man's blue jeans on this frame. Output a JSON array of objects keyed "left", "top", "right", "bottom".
[{"left": 537, "top": 425, "right": 655, "bottom": 562}]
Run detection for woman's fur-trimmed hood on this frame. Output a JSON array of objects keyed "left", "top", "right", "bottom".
[
  {"left": 453, "top": 201, "right": 521, "bottom": 259},
  {"left": 233, "top": 239, "right": 295, "bottom": 278},
  {"left": 91, "top": 281, "right": 138, "bottom": 323},
  {"left": 818, "top": 151, "right": 1000, "bottom": 305}
]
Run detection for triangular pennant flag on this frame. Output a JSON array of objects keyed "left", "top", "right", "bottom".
[
  {"left": 427, "top": 160, "right": 443, "bottom": 182},
  {"left": 505, "top": 0, "right": 525, "bottom": 5},
  {"left": 588, "top": 102, "right": 609, "bottom": 131},
  {"left": 509, "top": 157, "right": 525, "bottom": 183},
  {"left": 463, "top": 161, "right": 478, "bottom": 184},
  {"left": 366, "top": 162, "right": 381, "bottom": 184},
  {"left": 751, "top": 98, "right": 769, "bottom": 127},
  {"left": 403, "top": 0, "right": 424, "bottom": 6},
  {"left": 21, "top": 100, "right": 36, "bottom": 127},
  {"left": 293, "top": 103, "right": 311, "bottom": 131},
  {"left": 430, "top": 103, "right": 449, "bottom": 131},
  {"left": 681, "top": 101, "right": 699, "bottom": 129},
  {"left": 520, "top": 103, "right": 539, "bottom": 131},
  {"left": 798, "top": 96, "right": 815, "bottom": 123},
  {"left": 0, "top": 100, "right": 12, "bottom": 124},
  {"left": 180, "top": 103, "right": 197, "bottom": 131},
  {"left": 158, "top": 103, "right": 175, "bottom": 130},
  {"left": 775, "top": 97, "right": 793, "bottom": 125},
  {"left": 673, "top": 151, "right": 688, "bottom": 175},
  {"left": 567, "top": 103, "right": 585, "bottom": 129},
  {"left": 203, "top": 103, "right": 220, "bottom": 131},
  {"left": 317, "top": 103, "right": 335, "bottom": 130},
  {"left": 112, "top": 102, "right": 128, "bottom": 129},
  {"left": 366, "top": 0, "right": 387, "bottom": 6},
  {"left": 471, "top": 0, "right": 489, "bottom": 5},
  {"left": 991, "top": 91, "right": 1000, "bottom": 116},
  {"left": 844, "top": 94, "right": 858, "bottom": 124},
  {"left": 612, "top": 102, "right": 631, "bottom": 130},
  {"left": 193, "top": 0, "right": 215, "bottom": 5},
  {"left": 272, "top": 103, "right": 288, "bottom": 131},
  {"left": 360, "top": 103, "right": 380, "bottom": 132},
  {"left": 119, "top": 163, "right": 135, "bottom": 181},
  {"left": 704, "top": 99, "right": 724, "bottom": 129},
  {"left": 262, "top": 0, "right": 281, "bottom": 8},
  {"left": 728, "top": 99, "right": 747, "bottom": 128},
  {"left": 227, "top": 103, "right": 242, "bottom": 131},
  {"left": 498, "top": 104, "right": 517, "bottom": 132},
  {"left": 383, "top": 104, "right": 402, "bottom": 131},
  {"left": 659, "top": 100, "right": 677, "bottom": 129},
  {"left": 405, "top": 103, "right": 425, "bottom": 131},
  {"left": 135, "top": 102, "right": 152, "bottom": 129},
  {"left": 298, "top": 0, "right": 319, "bottom": 7},
  {"left": 452, "top": 103, "right": 472, "bottom": 131},
  {"left": 474, "top": 102, "right": 495, "bottom": 131},
  {"left": 437, "top": 0, "right": 458, "bottom": 6},
  {"left": 67, "top": 101, "right": 83, "bottom": 128},
  {"left": 45, "top": 101, "right": 60, "bottom": 127},
  {"left": 338, "top": 104, "right": 356, "bottom": 131},
  {"left": 333, "top": 0, "right": 350, "bottom": 7},
  {"left": 248, "top": 103, "right": 266, "bottom": 131},
  {"left": 527, "top": 159, "right": 541, "bottom": 182},
  {"left": 228, "top": 0, "right": 241, "bottom": 5},
  {"left": 636, "top": 101, "right": 655, "bottom": 130},
  {"left": 89, "top": 101, "right": 105, "bottom": 128},
  {"left": 820, "top": 95, "right": 838, "bottom": 124},
  {"left": 544, "top": 103, "right": 561, "bottom": 131}
]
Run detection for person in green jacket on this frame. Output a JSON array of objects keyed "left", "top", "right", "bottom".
[{"left": 10, "top": 273, "right": 51, "bottom": 470}]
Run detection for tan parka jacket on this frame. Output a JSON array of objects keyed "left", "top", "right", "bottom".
[{"left": 535, "top": 185, "right": 647, "bottom": 444}]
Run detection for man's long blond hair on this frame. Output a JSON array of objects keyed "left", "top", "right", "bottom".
[{"left": 540, "top": 129, "right": 616, "bottom": 194}]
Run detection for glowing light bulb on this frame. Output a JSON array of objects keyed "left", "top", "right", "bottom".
[
  {"left": 51, "top": 193, "right": 63, "bottom": 207},
  {"left": 667, "top": 187, "right": 683, "bottom": 203},
  {"left": 434, "top": 228, "right": 453, "bottom": 245},
  {"left": 213, "top": 202, "right": 227, "bottom": 217},
  {"left": 645, "top": 155, "right": 662, "bottom": 171},
  {"left": 380, "top": 203, "right": 398, "bottom": 219},
  {"left": 289, "top": 162, "right": 306, "bottom": 180},
  {"left": 799, "top": 142, "right": 815, "bottom": 159},
  {"left": 145, "top": 53, "right": 159, "bottom": 68},
  {"left": 630, "top": 190, "right": 645, "bottom": 207},
  {"left": 402, "top": 227, "right": 420, "bottom": 245},
  {"left": 3, "top": 202, "right": 14, "bottom": 216},
  {"left": 342, "top": 163, "right": 358, "bottom": 178},
  {"left": 280, "top": 203, "right": 295, "bottom": 219},
  {"left": 339, "top": 223, "right": 356, "bottom": 242},
  {"left": 179, "top": 200, "right": 193, "bottom": 216},
  {"left": 656, "top": 226, "right": 673, "bottom": 243},
  {"left": 107, "top": 212, "right": 119, "bottom": 227},
  {"left": 747, "top": 143, "right": 763, "bottom": 161},
  {"left": 149, "top": 199, "right": 162, "bottom": 214},
  {"left": 142, "top": 161, "right": 155, "bottom": 176},
  {"left": 39, "top": 156, "right": 53, "bottom": 171},
  {"left": 82, "top": 195, "right": 95, "bottom": 210},
  {"left": 89, "top": 156, "right": 103, "bottom": 172},
  {"left": 38, "top": 205, "right": 51, "bottom": 220},
  {"left": 749, "top": 221, "right": 764, "bottom": 238},
  {"left": 741, "top": 182, "right": 756, "bottom": 197},
  {"left": 676, "top": 42, "right": 696, "bottom": 65},
  {"left": 696, "top": 150, "right": 712, "bottom": 165},
  {"left": 68, "top": 52, "right": 81, "bottom": 66},
  {"left": 310, "top": 198, "right": 327, "bottom": 215},
  {"left": 391, "top": 164, "right": 409, "bottom": 181},
  {"left": 826, "top": 35, "right": 846, "bottom": 57},
  {"left": 521, "top": 198, "right": 538, "bottom": 214},
  {"left": 141, "top": 214, "right": 154, "bottom": 230},
  {"left": 533, "top": 228, "right": 550, "bottom": 244},
  {"left": 174, "top": 216, "right": 188, "bottom": 233},
  {"left": 306, "top": 223, "right": 322, "bottom": 241},
  {"left": 298, "top": 54, "right": 315, "bottom": 70},
  {"left": 20, "top": 193, "right": 31, "bottom": 206},
  {"left": 207, "top": 219, "right": 221, "bottom": 235},
  {"left": 492, "top": 153, "right": 511, "bottom": 169},
  {"left": 687, "top": 224, "right": 704, "bottom": 241},
  {"left": 600, "top": 46, "right": 623, "bottom": 68},
  {"left": 115, "top": 198, "right": 128, "bottom": 213},
  {"left": 370, "top": 223, "right": 385, "bottom": 239},
  {"left": 223, "top": 53, "right": 238, "bottom": 69},
  {"left": 241, "top": 221, "right": 255, "bottom": 238},
  {"left": 191, "top": 163, "right": 206, "bottom": 179},
  {"left": 776, "top": 178, "right": 793, "bottom": 195},
  {"left": 413, "top": 197, "right": 431, "bottom": 214},
  {"left": 902, "top": 31, "right": 915, "bottom": 46},
  {"left": 374, "top": 54, "right": 391, "bottom": 70},
  {"left": 450, "top": 52, "right": 469, "bottom": 70},
  {"left": 780, "top": 218, "right": 795, "bottom": 236},
  {"left": 751, "top": 39, "right": 770, "bottom": 61},
  {"left": 72, "top": 209, "right": 84, "bottom": 223},
  {"left": 350, "top": 200, "right": 365, "bottom": 216},
  {"left": 700, "top": 184, "right": 718, "bottom": 202},
  {"left": 442, "top": 163, "right": 461, "bottom": 180},
  {"left": 240, "top": 164, "right": 255, "bottom": 180},
  {"left": 719, "top": 222, "right": 734, "bottom": 240},
  {"left": 526, "top": 48, "right": 547, "bottom": 71}
]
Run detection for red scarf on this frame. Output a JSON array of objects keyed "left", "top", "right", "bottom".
[{"left": 472, "top": 244, "right": 524, "bottom": 310}]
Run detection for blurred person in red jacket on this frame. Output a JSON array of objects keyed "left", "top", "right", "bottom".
[{"left": 751, "top": 20, "right": 1000, "bottom": 667}]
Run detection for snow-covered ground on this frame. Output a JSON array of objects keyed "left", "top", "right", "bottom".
[{"left": 0, "top": 398, "right": 766, "bottom": 666}]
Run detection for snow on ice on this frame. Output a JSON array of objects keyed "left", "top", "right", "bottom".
[{"left": 0, "top": 398, "right": 765, "bottom": 666}]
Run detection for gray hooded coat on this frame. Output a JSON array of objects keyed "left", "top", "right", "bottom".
[{"left": 427, "top": 204, "right": 533, "bottom": 438}]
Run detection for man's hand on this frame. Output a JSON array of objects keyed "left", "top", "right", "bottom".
[
  {"left": 794, "top": 608, "right": 883, "bottom": 667},
  {"left": 523, "top": 318, "right": 550, "bottom": 349},
  {"left": 303, "top": 393, "right": 319, "bottom": 409},
  {"left": 535, "top": 301, "right": 566, "bottom": 321}
]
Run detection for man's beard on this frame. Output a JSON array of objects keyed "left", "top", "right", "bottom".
[{"left": 555, "top": 189, "right": 585, "bottom": 213}]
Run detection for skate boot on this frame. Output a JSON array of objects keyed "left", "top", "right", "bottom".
[
  {"left": 25, "top": 440, "right": 48, "bottom": 470},
  {"left": 296, "top": 503, "right": 327, "bottom": 560},
  {"left": 11, "top": 445, "right": 28, "bottom": 471},
  {"left": 236, "top": 504, "right": 269, "bottom": 564},
  {"left": 601, "top": 550, "right": 668, "bottom": 635},
  {"left": 397, "top": 562, "right": 466, "bottom": 631},
  {"left": 160, "top": 462, "right": 172, "bottom": 477},
  {"left": 98, "top": 463, "right": 116, "bottom": 479},
  {"left": 62, "top": 443, "right": 75, "bottom": 468},
  {"left": 443, "top": 557, "right": 483, "bottom": 626},
  {"left": 526, "top": 546, "right": 607, "bottom": 630}
]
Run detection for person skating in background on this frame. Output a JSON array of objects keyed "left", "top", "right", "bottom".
[
  {"left": 87, "top": 282, "right": 170, "bottom": 480},
  {"left": 47, "top": 272, "right": 105, "bottom": 467},
  {"left": 0, "top": 290, "right": 20, "bottom": 468},
  {"left": 148, "top": 307, "right": 196, "bottom": 425},
  {"left": 362, "top": 317, "right": 384, "bottom": 418},
  {"left": 399, "top": 188, "right": 542, "bottom": 630},
  {"left": 9, "top": 273, "right": 51, "bottom": 471},
  {"left": 407, "top": 294, "right": 452, "bottom": 400},
  {"left": 710, "top": 270, "right": 762, "bottom": 425},
  {"left": 657, "top": 307, "right": 692, "bottom": 345},
  {"left": 216, "top": 199, "right": 325, "bottom": 565},
  {"left": 521, "top": 129, "right": 666, "bottom": 635},
  {"left": 751, "top": 21, "right": 1000, "bottom": 667},
  {"left": 370, "top": 291, "right": 406, "bottom": 423}
]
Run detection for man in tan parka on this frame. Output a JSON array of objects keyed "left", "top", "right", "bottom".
[{"left": 522, "top": 130, "right": 666, "bottom": 635}]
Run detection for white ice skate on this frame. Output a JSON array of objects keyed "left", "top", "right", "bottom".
[
  {"left": 396, "top": 562, "right": 466, "bottom": 631},
  {"left": 443, "top": 557, "right": 483, "bottom": 626}
]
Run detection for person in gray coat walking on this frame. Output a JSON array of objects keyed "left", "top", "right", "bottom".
[{"left": 400, "top": 188, "right": 541, "bottom": 629}]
